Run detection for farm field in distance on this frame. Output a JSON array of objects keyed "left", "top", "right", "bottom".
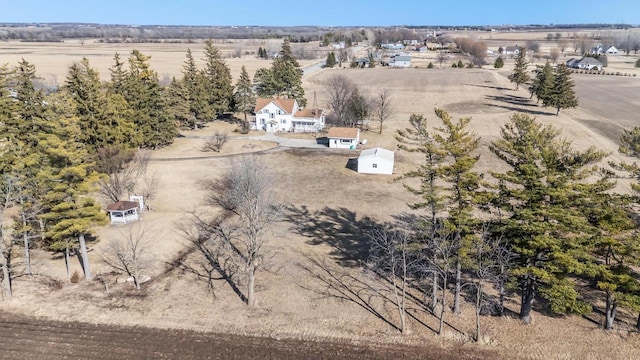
[{"left": 2, "top": 28, "right": 640, "bottom": 360}]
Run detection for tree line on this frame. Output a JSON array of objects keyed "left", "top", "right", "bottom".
[
  {"left": 366, "top": 108, "right": 640, "bottom": 340},
  {"left": 0, "top": 38, "right": 304, "bottom": 297}
]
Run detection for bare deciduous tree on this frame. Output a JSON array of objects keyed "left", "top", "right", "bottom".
[
  {"left": 549, "top": 48, "right": 560, "bottom": 64},
  {"left": 373, "top": 88, "right": 392, "bottom": 134},
  {"left": 468, "top": 227, "right": 512, "bottom": 342},
  {"left": 100, "top": 223, "right": 154, "bottom": 290},
  {"left": 419, "top": 225, "right": 457, "bottom": 336},
  {"left": 323, "top": 74, "right": 356, "bottom": 125},
  {"left": 96, "top": 147, "right": 150, "bottom": 204},
  {"left": 0, "top": 176, "right": 16, "bottom": 299},
  {"left": 203, "top": 131, "right": 228, "bottom": 153},
  {"left": 368, "top": 226, "right": 413, "bottom": 334},
  {"left": 202, "top": 156, "right": 281, "bottom": 306}
]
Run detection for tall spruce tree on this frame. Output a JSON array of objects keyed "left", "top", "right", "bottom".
[
  {"left": 64, "top": 57, "right": 139, "bottom": 151},
  {"left": 433, "top": 108, "right": 483, "bottom": 314},
  {"left": 583, "top": 187, "right": 640, "bottom": 330},
  {"left": 254, "top": 38, "right": 306, "bottom": 106},
  {"left": 234, "top": 65, "right": 255, "bottom": 124},
  {"left": 529, "top": 62, "right": 554, "bottom": 104},
  {"left": 113, "top": 50, "right": 177, "bottom": 148},
  {"left": 38, "top": 92, "right": 107, "bottom": 281},
  {"left": 2, "top": 60, "right": 51, "bottom": 277},
  {"left": 181, "top": 48, "right": 209, "bottom": 124},
  {"left": 508, "top": 48, "right": 530, "bottom": 90},
  {"left": 108, "top": 52, "right": 128, "bottom": 96},
  {"left": 490, "top": 113, "right": 606, "bottom": 323},
  {"left": 325, "top": 52, "right": 336, "bottom": 68},
  {"left": 202, "top": 40, "right": 233, "bottom": 119},
  {"left": 165, "top": 77, "right": 194, "bottom": 129},
  {"left": 549, "top": 64, "right": 578, "bottom": 115}
]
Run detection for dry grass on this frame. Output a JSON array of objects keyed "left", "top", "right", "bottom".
[
  {"left": 0, "top": 38, "right": 322, "bottom": 86},
  {"left": 3, "top": 32, "right": 640, "bottom": 359}
]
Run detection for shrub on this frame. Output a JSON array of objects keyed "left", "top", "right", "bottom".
[
  {"left": 635, "top": 58, "right": 640, "bottom": 68},
  {"left": 452, "top": 63, "right": 457, "bottom": 68},
  {"left": 427, "top": 62, "right": 434, "bottom": 68},
  {"left": 70, "top": 270, "right": 80, "bottom": 284},
  {"left": 494, "top": 56, "right": 504, "bottom": 68},
  {"left": 457, "top": 60, "right": 464, "bottom": 68}
]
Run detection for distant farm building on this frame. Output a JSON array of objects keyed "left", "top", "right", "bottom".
[
  {"left": 327, "top": 127, "right": 360, "bottom": 149},
  {"left": 357, "top": 147, "right": 395, "bottom": 175},
  {"left": 390, "top": 55, "right": 411, "bottom": 68}
]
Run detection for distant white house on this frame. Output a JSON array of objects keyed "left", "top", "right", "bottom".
[
  {"left": 591, "top": 44, "right": 618, "bottom": 55},
  {"left": 327, "top": 127, "right": 360, "bottom": 149},
  {"left": 503, "top": 45, "right": 521, "bottom": 57},
  {"left": 254, "top": 98, "right": 325, "bottom": 133},
  {"left": 390, "top": 55, "right": 411, "bottom": 68},
  {"left": 566, "top": 57, "right": 603, "bottom": 70},
  {"left": 381, "top": 43, "right": 405, "bottom": 50},
  {"left": 357, "top": 147, "right": 395, "bottom": 175}
]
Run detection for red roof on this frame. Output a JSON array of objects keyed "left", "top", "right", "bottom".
[{"left": 106, "top": 201, "right": 140, "bottom": 211}]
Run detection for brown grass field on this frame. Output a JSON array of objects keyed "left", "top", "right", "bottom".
[{"left": 2, "top": 31, "right": 640, "bottom": 359}]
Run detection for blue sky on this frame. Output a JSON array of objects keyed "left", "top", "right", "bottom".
[{"left": 2, "top": 0, "right": 639, "bottom": 26}]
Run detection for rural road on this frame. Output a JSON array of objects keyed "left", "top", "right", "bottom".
[{"left": 182, "top": 132, "right": 327, "bottom": 149}]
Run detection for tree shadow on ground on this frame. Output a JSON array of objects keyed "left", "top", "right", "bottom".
[
  {"left": 484, "top": 103, "right": 553, "bottom": 116},
  {"left": 298, "top": 254, "right": 474, "bottom": 336},
  {"left": 485, "top": 94, "right": 538, "bottom": 107},
  {"left": 285, "top": 205, "right": 381, "bottom": 268},
  {"left": 465, "top": 83, "right": 512, "bottom": 91}
]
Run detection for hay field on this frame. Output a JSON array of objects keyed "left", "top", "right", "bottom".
[
  {"left": 0, "top": 38, "right": 323, "bottom": 86},
  {"left": 3, "top": 33, "right": 640, "bottom": 359}
]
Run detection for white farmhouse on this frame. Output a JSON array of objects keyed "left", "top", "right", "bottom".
[
  {"left": 357, "top": 147, "right": 394, "bottom": 175},
  {"left": 254, "top": 98, "right": 325, "bottom": 133},
  {"left": 327, "top": 127, "right": 360, "bottom": 149}
]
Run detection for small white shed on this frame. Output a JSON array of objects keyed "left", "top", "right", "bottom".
[
  {"left": 328, "top": 127, "right": 360, "bottom": 149},
  {"left": 357, "top": 147, "right": 395, "bottom": 175}
]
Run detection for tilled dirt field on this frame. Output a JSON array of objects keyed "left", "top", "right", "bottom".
[{"left": 0, "top": 311, "right": 493, "bottom": 360}]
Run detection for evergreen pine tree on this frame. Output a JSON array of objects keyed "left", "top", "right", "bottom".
[
  {"left": 494, "top": 56, "right": 504, "bottom": 68},
  {"left": 255, "top": 38, "right": 306, "bottom": 106},
  {"left": 180, "top": 48, "right": 209, "bottom": 124},
  {"left": 549, "top": 64, "right": 578, "bottom": 115},
  {"left": 108, "top": 52, "right": 128, "bottom": 96},
  {"left": 490, "top": 113, "right": 606, "bottom": 323},
  {"left": 325, "top": 52, "right": 336, "bottom": 68},
  {"left": 64, "top": 57, "right": 139, "bottom": 151},
  {"left": 529, "top": 62, "right": 554, "bottom": 105},
  {"left": 202, "top": 40, "right": 234, "bottom": 119},
  {"left": 38, "top": 92, "right": 107, "bottom": 281},
  {"left": 165, "top": 77, "right": 194, "bottom": 129},
  {"left": 508, "top": 48, "right": 530, "bottom": 90},
  {"left": 115, "top": 50, "right": 177, "bottom": 148},
  {"left": 433, "top": 108, "right": 483, "bottom": 314},
  {"left": 234, "top": 65, "right": 256, "bottom": 124}
]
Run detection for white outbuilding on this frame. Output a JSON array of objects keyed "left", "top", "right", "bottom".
[{"left": 357, "top": 147, "right": 395, "bottom": 175}]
